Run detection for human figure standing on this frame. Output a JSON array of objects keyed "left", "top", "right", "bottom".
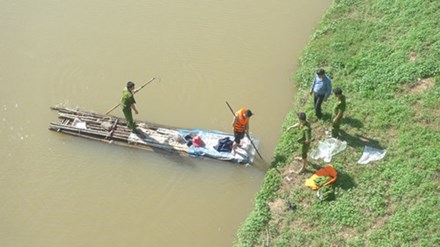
[
  {"left": 121, "top": 81, "right": 139, "bottom": 132},
  {"left": 332, "top": 87, "right": 346, "bottom": 138},
  {"left": 232, "top": 108, "right": 253, "bottom": 154},
  {"left": 287, "top": 112, "right": 312, "bottom": 174},
  {"left": 310, "top": 68, "right": 332, "bottom": 120}
]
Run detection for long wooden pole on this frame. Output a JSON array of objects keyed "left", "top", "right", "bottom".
[
  {"left": 105, "top": 77, "right": 156, "bottom": 115},
  {"left": 225, "top": 101, "right": 265, "bottom": 161}
]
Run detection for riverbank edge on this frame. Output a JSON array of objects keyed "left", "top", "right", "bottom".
[{"left": 234, "top": 0, "right": 439, "bottom": 246}]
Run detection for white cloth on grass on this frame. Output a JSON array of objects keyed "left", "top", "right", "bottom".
[
  {"left": 310, "top": 138, "right": 347, "bottom": 162},
  {"left": 357, "top": 146, "right": 387, "bottom": 164}
]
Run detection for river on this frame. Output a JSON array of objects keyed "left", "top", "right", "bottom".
[{"left": 0, "top": 0, "right": 330, "bottom": 246}]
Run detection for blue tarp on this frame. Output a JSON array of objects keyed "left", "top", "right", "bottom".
[{"left": 178, "top": 129, "right": 257, "bottom": 164}]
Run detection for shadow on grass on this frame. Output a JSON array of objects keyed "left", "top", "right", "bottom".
[
  {"left": 309, "top": 112, "right": 332, "bottom": 123},
  {"left": 340, "top": 130, "right": 385, "bottom": 149},
  {"left": 335, "top": 168, "right": 357, "bottom": 190},
  {"left": 272, "top": 153, "right": 288, "bottom": 168},
  {"left": 321, "top": 112, "right": 332, "bottom": 122},
  {"left": 343, "top": 116, "right": 364, "bottom": 129}
]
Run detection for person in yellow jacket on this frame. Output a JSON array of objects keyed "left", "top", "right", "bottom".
[{"left": 232, "top": 108, "right": 253, "bottom": 153}]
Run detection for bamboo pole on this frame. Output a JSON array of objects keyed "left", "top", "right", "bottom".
[{"left": 104, "top": 77, "right": 156, "bottom": 115}]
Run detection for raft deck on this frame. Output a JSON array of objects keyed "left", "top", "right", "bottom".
[{"left": 48, "top": 106, "right": 257, "bottom": 164}]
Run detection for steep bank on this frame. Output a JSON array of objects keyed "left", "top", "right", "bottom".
[{"left": 235, "top": 0, "right": 440, "bottom": 246}]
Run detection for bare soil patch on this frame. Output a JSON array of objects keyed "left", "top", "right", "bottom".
[
  {"left": 408, "top": 51, "right": 417, "bottom": 62},
  {"left": 406, "top": 78, "right": 434, "bottom": 94},
  {"left": 268, "top": 198, "right": 286, "bottom": 216}
]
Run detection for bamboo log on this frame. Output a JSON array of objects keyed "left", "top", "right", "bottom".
[
  {"left": 49, "top": 122, "right": 188, "bottom": 153},
  {"left": 54, "top": 116, "right": 183, "bottom": 145},
  {"left": 50, "top": 106, "right": 191, "bottom": 154},
  {"left": 52, "top": 106, "right": 170, "bottom": 129},
  {"left": 106, "top": 119, "right": 119, "bottom": 139}
]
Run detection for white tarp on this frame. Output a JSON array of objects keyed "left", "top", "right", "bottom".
[
  {"left": 357, "top": 146, "right": 387, "bottom": 164},
  {"left": 72, "top": 118, "right": 87, "bottom": 129},
  {"left": 310, "top": 138, "right": 347, "bottom": 162}
]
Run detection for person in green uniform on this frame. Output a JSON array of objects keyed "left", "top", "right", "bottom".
[
  {"left": 287, "top": 112, "right": 312, "bottom": 174},
  {"left": 332, "top": 87, "right": 346, "bottom": 138},
  {"left": 121, "top": 81, "right": 139, "bottom": 131}
]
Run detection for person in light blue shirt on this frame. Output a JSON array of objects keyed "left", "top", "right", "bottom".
[{"left": 310, "top": 68, "right": 332, "bottom": 120}]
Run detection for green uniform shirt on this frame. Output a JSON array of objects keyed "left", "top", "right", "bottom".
[
  {"left": 121, "top": 87, "right": 136, "bottom": 110},
  {"left": 297, "top": 121, "right": 312, "bottom": 144},
  {"left": 334, "top": 94, "right": 346, "bottom": 115}
]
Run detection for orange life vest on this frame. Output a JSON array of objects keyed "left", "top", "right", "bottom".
[{"left": 233, "top": 108, "right": 249, "bottom": 132}]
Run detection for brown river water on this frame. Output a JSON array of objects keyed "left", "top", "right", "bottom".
[{"left": 0, "top": 0, "right": 330, "bottom": 246}]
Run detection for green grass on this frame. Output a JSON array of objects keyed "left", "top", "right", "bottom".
[{"left": 235, "top": 0, "right": 440, "bottom": 246}]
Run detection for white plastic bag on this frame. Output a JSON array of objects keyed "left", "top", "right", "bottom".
[
  {"left": 310, "top": 138, "right": 347, "bottom": 162},
  {"left": 357, "top": 146, "right": 387, "bottom": 164}
]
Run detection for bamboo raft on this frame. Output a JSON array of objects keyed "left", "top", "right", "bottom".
[{"left": 48, "top": 106, "right": 256, "bottom": 164}]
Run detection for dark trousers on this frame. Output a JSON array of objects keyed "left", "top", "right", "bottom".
[
  {"left": 234, "top": 131, "right": 245, "bottom": 144},
  {"left": 313, "top": 93, "right": 325, "bottom": 119}
]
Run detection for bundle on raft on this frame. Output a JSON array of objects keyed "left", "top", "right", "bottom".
[{"left": 48, "top": 106, "right": 258, "bottom": 164}]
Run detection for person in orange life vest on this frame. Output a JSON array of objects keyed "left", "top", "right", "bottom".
[{"left": 232, "top": 108, "right": 253, "bottom": 153}]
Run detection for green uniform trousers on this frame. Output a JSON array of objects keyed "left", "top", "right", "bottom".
[
  {"left": 302, "top": 143, "right": 310, "bottom": 159},
  {"left": 122, "top": 107, "right": 135, "bottom": 130},
  {"left": 332, "top": 120, "right": 341, "bottom": 138}
]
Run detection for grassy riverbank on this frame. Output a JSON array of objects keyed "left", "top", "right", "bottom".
[{"left": 235, "top": 0, "right": 440, "bottom": 246}]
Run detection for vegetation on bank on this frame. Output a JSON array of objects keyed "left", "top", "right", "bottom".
[{"left": 235, "top": 0, "right": 439, "bottom": 246}]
